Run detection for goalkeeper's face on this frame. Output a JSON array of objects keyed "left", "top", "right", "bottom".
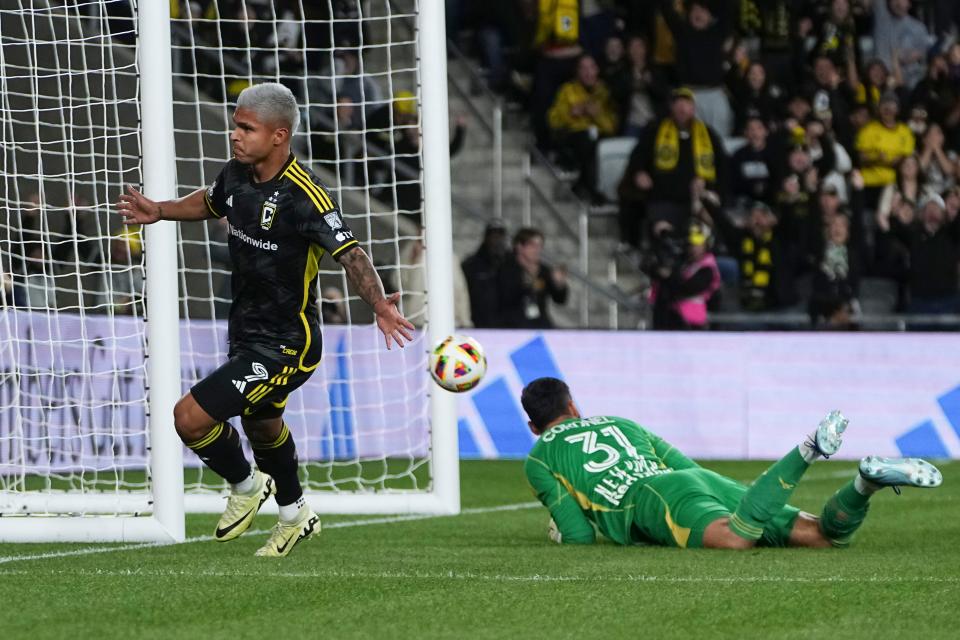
[{"left": 231, "top": 107, "right": 288, "bottom": 164}]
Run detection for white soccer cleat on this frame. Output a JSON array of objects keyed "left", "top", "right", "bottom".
[
  {"left": 254, "top": 508, "right": 321, "bottom": 558},
  {"left": 859, "top": 456, "right": 943, "bottom": 495},
  {"left": 214, "top": 470, "right": 275, "bottom": 542},
  {"left": 808, "top": 410, "right": 848, "bottom": 458}
]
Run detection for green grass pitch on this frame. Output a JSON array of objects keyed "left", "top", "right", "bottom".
[{"left": 1, "top": 460, "right": 957, "bottom": 639}]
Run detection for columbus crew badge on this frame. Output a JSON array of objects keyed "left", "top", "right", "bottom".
[{"left": 261, "top": 192, "right": 279, "bottom": 230}]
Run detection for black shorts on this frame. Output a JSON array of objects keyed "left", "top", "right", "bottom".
[{"left": 191, "top": 352, "right": 315, "bottom": 422}]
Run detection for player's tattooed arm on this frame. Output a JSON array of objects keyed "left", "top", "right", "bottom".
[{"left": 339, "top": 246, "right": 415, "bottom": 349}]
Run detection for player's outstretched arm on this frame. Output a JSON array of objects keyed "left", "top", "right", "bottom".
[
  {"left": 116, "top": 186, "right": 212, "bottom": 225},
  {"left": 338, "top": 246, "right": 415, "bottom": 350},
  {"left": 525, "top": 456, "right": 596, "bottom": 544}
]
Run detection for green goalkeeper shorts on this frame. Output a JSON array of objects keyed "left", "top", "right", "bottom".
[{"left": 628, "top": 468, "right": 801, "bottom": 549}]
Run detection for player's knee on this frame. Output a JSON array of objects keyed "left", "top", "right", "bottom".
[
  {"left": 173, "top": 396, "right": 207, "bottom": 442},
  {"left": 702, "top": 518, "right": 757, "bottom": 550}
]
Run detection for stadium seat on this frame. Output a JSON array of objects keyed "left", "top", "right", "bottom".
[{"left": 594, "top": 136, "right": 637, "bottom": 204}]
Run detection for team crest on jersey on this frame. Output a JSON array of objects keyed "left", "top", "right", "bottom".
[
  {"left": 260, "top": 194, "right": 278, "bottom": 230},
  {"left": 206, "top": 180, "right": 216, "bottom": 199},
  {"left": 324, "top": 211, "right": 342, "bottom": 229}
]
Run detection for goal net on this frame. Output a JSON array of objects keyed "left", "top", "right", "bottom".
[{"left": 0, "top": 0, "right": 457, "bottom": 541}]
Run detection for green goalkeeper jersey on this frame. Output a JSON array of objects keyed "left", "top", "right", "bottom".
[{"left": 524, "top": 415, "right": 701, "bottom": 545}]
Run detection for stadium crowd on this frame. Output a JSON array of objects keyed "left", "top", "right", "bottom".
[{"left": 451, "top": 0, "right": 960, "bottom": 329}]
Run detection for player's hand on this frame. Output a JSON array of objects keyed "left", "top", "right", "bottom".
[
  {"left": 374, "top": 292, "right": 415, "bottom": 350},
  {"left": 547, "top": 518, "right": 562, "bottom": 544},
  {"left": 117, "top": 185, "right": 162, "bottom": 225}
]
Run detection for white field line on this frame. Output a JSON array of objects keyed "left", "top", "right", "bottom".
[
  {"left": 0, "top": 501, "right": 540, "bottom": 566},
  {"left": 0, "top": 566, "right": 956, "bottom": 584}
]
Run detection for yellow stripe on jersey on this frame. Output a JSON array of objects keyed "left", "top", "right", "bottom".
[
  {"left": 246, "top": 384, "right": 266, "bottom": 401},
  {"left": 287, "top": 161, "right": 334, "bottom": 210},
  {"left": 203, "top": 190, "right": 222, "bottom": 218},
  {"left": 554, "top": 471, "right": 613, "bottom": 513},
  {"left": 283, "top": 170, "right": 329, "bottom": 213},
  {"left": 298, "top": 244, "right": 323, "bottom": 372},
  {"left": 331, "top": 240, "right": 359, "bottom": 259},
  {"left": 284, "top": 163, "right": 334, "bottom": 212}
]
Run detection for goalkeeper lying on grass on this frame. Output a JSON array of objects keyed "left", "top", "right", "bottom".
[{"left": 521, "top": 377, "right": 942, "bottom": 548}]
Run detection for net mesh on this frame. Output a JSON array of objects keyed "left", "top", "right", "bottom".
[
  {"left": 170, "top": 0, "right": 433, "bottom": 500},
  {"left": 1, "top": 0, "right": 435, "bottom": 516},
  {"left": 0, "top": 0, "right": 148, "bottom": 514}
]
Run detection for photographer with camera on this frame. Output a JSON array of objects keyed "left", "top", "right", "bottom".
[{"left": 645, "top": 181, "right": 722, "bottom": 330}]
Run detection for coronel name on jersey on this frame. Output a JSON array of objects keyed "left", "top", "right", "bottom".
[
  {"left": 228, "top": 222, "right": 278, "bottom": 251},
  {"left": 540, "top": 416, "right": 616, "bottom": 442}
]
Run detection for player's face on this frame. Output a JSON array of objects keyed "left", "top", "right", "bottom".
[{"left": 230, "top": 107, "right": 286, "bottom": 164}]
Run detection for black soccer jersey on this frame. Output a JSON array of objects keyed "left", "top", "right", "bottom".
[{"left": 204, "top": 154, "right": 358, "bottom": 370}]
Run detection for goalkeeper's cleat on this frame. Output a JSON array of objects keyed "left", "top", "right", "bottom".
[
  {"left": 214, "top": 470, "right": 275, "bottom": 542},
  {"left": 859, "top": 456, "right": 943, "bottom": 495},
  {"left": 254, "top": 507, "right": 320, "bottom": 558},
  {"left": 808, "top": 410, "right": 848, "bottom": 458}
]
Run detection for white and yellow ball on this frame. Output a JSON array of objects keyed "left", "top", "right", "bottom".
[{"left": 429, "top": 335, "right": 487, "bottom": 392}]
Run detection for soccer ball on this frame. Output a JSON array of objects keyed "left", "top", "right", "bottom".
[{"left": 429, "top": 335, "right": 487, "bottom": 392}]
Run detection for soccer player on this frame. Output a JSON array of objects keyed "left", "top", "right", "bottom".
[
  {"left": 117, "top": 83, "right": 415, "bottom": 557},
  {"left": 521, "top": 377, "right": 943, "bottom": 548}
]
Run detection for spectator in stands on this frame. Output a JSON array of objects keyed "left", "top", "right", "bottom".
[
  {"left": 311, "top": 97, "right": 365, "bottom": 184},
  {"left": 709, "top": 201, "right": 796, "bottom": 311},
  {"left": 647, "top": 219, "right": 721, "bottom": 330},
  {"left": 600, "top": 35, "right": 630, "bottom": 115},
  {"left": 883, "top": 193, "right": 960, "bottom": 315},
  {"left": 871, "top": 0, "right": 934, "bottom": 90},
  {"left": 529, "top": 0, "right": 582, "bottom": 150},
  {"left": 852, "top": 59, "right": 901, "bottom": 115},
  {"left": 729, "top": 60, "right": 783, "bottom": 135},
  {"left": 547, "top": 54, "right": 618, "bottom": 202},
  {"left": 811, "top": 0, "right": 859, "bottom": 70},
  {"left": 620, "top": 36, "right": 659, "bottom": 137},
  {"left": 809, "top": 212, "right": 863, "bottom": 325},
  {"left": 910, "top": 55, "right": 958, "bottom": 128},
  {"left": 658, "top": 0, "right": 735, "bottom": 136},
  {"left": 625, "top": 87, "right": 726, "bottom": 232},
  {"left": 876, "top": 155, "right": 929, "bottom": 226},
  {"left": 495, "top": 227, "right": 568, "bottom": 329},
  {"left": 918, "top": 123, "right": 958, "bottom": 194},
  {"left": 806, "top": 56, "right": 854, "bottom": 135},
  {"left": 773, "top": 144, "right": 823, "bottom": 264},
  {"left": 730, "top": 117, "right": 777, "bottom": 205},
  {"left": 327, "top": 48, "right": 383, "bottom": 121},
  {"left": 738, "top": 0, "right": 801, "bottom": 87},
  {"left": 462, "top": 220, "right": 509, "bottom": 328},
  {"left": 391, "top": 111, "right": 466, "bottom": 221},
  {"left": 400, "top": 234, "right": 472, "bottom": 329},
  {"left": 855, "top": 92, "right": 915, "bottom": 206},
  {"left": 367, "top": 92, "right": 467, "bottom": 222}
]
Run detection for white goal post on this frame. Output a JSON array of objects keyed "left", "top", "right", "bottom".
[{"left": 0, "top": 0, "right": 458, "bottom": 542}]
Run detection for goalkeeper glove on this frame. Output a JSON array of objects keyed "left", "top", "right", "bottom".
[{"left": 547, "top": 518, "right": 562, "bottom": 544}]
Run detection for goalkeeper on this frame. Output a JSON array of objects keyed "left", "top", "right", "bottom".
[
  {"left": 117, "top": 83, "right": 414, "bottom": 557},
  {"left": 521, "top": 377, "right": 942, "bottom": 548}
]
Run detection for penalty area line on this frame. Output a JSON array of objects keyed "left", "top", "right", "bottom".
[{"left": 0, "top": 501, "right": 540, "bottom": 566}]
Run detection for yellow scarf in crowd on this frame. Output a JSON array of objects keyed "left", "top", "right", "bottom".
[{"left": 654, "top": 118, "right": 716, "bottom": 182}]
